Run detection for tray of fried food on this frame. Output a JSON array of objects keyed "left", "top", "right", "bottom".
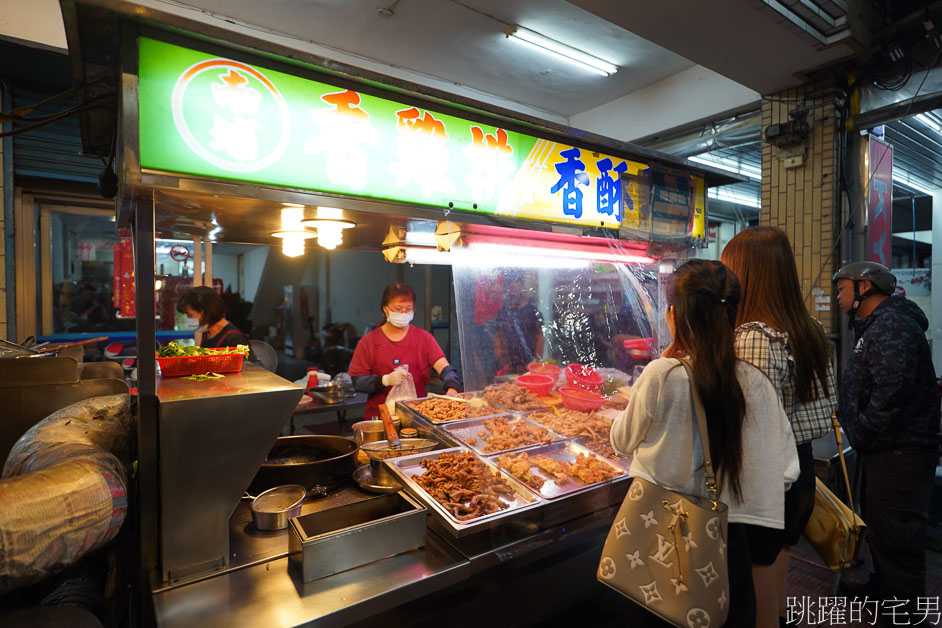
[
  {"left": 526, "top": 407, "right": 630, "bottom": 467},
  {"left": 403, "top": 393, "right": 497, "bottom": 424},
  {"left": 488, "top": 441, "right": 626, "bottom": 500},
  {"left": 385, "top": 447, "right": 540, "bottom": 535},
  {"left": 483, "top": 382, "right": 549, "bottom": 411},
  {"left": 442, "top": 414, "right": 564, "bottom": 455}
]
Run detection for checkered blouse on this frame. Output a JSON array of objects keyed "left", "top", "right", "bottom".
[{"left": 734, "top": 321, "right": 837, "bottom": 445}]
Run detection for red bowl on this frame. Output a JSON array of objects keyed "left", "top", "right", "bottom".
[
  {"left": 516, "top": 373, "right": 555, "bottom": 397},
  {"left": 560, "top": 386, "right": 606, "bottom": 413},
  {"left": 526, "top": 362, "right": 562, "bottom": 379},
  {"left": 565, "top": 363, "right": 603, "bottom": 391}
]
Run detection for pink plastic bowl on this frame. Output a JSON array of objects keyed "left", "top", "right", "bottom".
[
  {"left": 516, "top": 373, "right": 555, "bottom": 397},
  {"left": 560, "top": 386, "right": 606, "bottom": 413},
  {"left": 565, "top": 363, "right": 603, "bottom": 392},
  {"left": 526, "top": 362, "right": 562, "bottom": 379}
]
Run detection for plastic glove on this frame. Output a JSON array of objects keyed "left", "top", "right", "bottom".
[{"left": 382, "top": 369, "right": 407, "bottom": 387}]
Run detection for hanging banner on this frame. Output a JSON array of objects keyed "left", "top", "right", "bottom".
[
  {"left": 868, "top": 139, "right": 893, "bottom": 267},
  {"left": 137, "top": 37, "right": 704, "bottom": 231},
  {"left": 113, "top": 239, "right": 135, "bottom": 318}
]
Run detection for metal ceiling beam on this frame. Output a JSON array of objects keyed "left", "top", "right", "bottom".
[{"left": 847, "top": 91, "right": 942, "bottom": 131}]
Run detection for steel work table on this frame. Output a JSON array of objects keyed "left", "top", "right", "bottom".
[{"left": 152, "top": 479, "right": 627, "bottom": 627}]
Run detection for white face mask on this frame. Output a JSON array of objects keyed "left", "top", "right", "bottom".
[
  {"left": 386, "top": 310, "right": 413, "bottom": 328},
  {"left": 185, "top": 317, "right": 208, "bottom": 332}
]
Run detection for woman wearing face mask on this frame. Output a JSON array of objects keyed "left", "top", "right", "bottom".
[
  {"left": 349, "top": 283, "right": 461, "bottom": 420},
  {"left": 176, "top": 286, "right": 256, "bottom": 361}
]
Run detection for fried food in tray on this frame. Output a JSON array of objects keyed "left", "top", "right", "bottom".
[
  {"left": 474, "top": 416, "right": 556, "bottom": 454},
  {"left": 496, "top": 452, "right": 546, "bottom": 491},
  {"left": 483, "top": 382, "right": 549, "bottom": 411},
  {"left": 406, "top": 397, "right": 494, "bottom": 423},
  {"left": 527, "top": 408, "right": 610, "bottom": 440},
  {"left": 413, "top": 450, "right": 516, "bottom": 521},
  {"left": 569, "top": 452, "right": 621, "bottom": 483},
  {"left": 496, "top": 449, "right": 620, "bottom": 494}
]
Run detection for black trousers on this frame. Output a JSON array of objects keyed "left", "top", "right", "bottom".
[{"left": 860, "top": 447, "right": 938, "bottom": 600}]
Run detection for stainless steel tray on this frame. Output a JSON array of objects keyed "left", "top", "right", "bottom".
[
  {"left": 487, "top": 441, "right": 627, "bottom": 500},
  {"left": 442, "top": 414, "right": 565, "bottom": 456},
  {"left": 396, "top": 392, "right": 504, "bottom": 426},
  {"left": 385, "top": 447, "right": 542, "bottom": 537},
  {"left": 287, "top": 492, "right": 427, "bottom": 582}
]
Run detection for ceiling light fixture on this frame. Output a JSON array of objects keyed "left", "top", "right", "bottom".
[
  {"left": 301, "top": 207, "right": 356, "bottom": 250},
  {"left": 914, "top": 113, "right": 942, "bottom": 133},
  {"left": 892, "top": 172, "right": 934, "bottom": 195},
  {"left": 505, "top": 25, "right": 618, "bottom": 77},
  {"left": 689, "top": 155, "right": 762, "bottom": 182},
  {"left": 708, "top": 187, "right": 761, "bottom": 209},
  {"left": 272, "top": 207, "right": 315, "bottom": 257}
]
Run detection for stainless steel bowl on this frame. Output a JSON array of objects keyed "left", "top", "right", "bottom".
[{"left": 250, "top": 484, "right": 306, "bottom": 531}]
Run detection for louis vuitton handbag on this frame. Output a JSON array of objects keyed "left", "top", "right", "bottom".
[
  {"left": 597, "top": 360, "right": 729, "bottom": 628},
  {"left": 802, "top": 416, "right": 867, "bottom": 570}
]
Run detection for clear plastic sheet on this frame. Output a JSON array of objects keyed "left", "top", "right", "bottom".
[{"left": 451, "top": 230, "right": 664, "bottom": 392}]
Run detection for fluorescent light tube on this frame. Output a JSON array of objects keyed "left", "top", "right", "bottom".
[{"left": 506, "top": 26, "right": 618, "bottom": 77}]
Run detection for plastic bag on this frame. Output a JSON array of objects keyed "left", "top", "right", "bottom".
[{"left": 385, "top": 365, "right": 417, "bottom": 414}]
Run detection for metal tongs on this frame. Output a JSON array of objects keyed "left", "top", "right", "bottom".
[
  {"left": 428, "top": 392, "right": 486, "bottom": 409},
  {"left": 378, "top": 404, "right": 400, "bottom": 451}
]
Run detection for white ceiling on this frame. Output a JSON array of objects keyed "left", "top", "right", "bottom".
[{"left": 160, "top": 0, "right": 697, "bottom": 118}]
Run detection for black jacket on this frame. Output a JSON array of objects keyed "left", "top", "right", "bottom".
[{"left": 839, "top": 295, "right": 939, "bottom": 452}]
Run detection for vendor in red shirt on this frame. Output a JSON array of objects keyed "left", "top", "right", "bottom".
[{"left": 349, "top": 283, "right": 461, "bottom": 419}]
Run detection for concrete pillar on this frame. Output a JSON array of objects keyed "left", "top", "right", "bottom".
[
  {"left": 760, "top": 85, "right": 842, "bottom": 333},
  {"left": 931, "top": 189, "right": 942, "bottom": 374}
]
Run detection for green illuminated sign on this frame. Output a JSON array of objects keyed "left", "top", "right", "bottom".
[{"left": 138, "top": 37, "right": 652, "bottom": 228}]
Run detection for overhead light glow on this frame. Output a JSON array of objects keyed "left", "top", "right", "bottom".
[
  {"left": 892, "top": 172, "right": 934, "bottom": 195},
  {"left": 404, "top": 231, "right": 438, "bottom": 247},
  {"left": 301, "top": 208, "right": 356, "bottom": 250},
  {"left": 689, "top": 155, "right": 762, "bottom": 181},
  {"left": 506, "top": 26, "right": 618, "bottom": 77},
  {"left": 914, "top": 114, "right": 942, "bottom": 133},
  {"left": 708, "top": 187, "right": 761, "bottom": 209},
  {"left": 272, "top": 207, "right": 316, "bottom": 257}
]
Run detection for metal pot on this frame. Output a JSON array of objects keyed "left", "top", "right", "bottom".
[
  {"left": 250, "top": 484, "right": 306, "bottom": 531},
  {"left": 248, "top": 435, "right": 359, "bottom": 495}
]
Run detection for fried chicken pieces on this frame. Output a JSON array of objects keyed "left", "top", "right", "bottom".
[
  {"left": 496, "top": 450, "right": 620, "bottom": 491},
  {"left": 483, "top": 383, "right": 548, "bottom": 411},
  {"left": 408, "top": 398, "right": 494, "bottom": 423},
  {"left": 528, "top": 409, "right": 620, "bottom": 460},
  {"left": 414, "top": 451, "right": 515, "bottom": 521},
  {"left": 475, "top": 417, "right": 556, "bottom": 453}
]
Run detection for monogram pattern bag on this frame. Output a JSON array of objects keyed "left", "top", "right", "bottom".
[{"left": 598, "top": 360, "right": 730, "bottom": 628}]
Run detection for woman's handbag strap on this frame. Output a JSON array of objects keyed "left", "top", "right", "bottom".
[
  {"left": 679, "top": 359, "right": 722, "bottom": 504},
  {"left": 831, "top": 415, "right": 862, "bottom": 527}
]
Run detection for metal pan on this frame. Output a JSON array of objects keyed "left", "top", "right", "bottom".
[
  {"left": 385, "top": 447, "right": 541, "bottom": 537},
  {"left": 487, "top": 441, "right": 626, "bottom": 500},
  {"left": 248, "top": 435, "right": 359, "bottom": 495}
]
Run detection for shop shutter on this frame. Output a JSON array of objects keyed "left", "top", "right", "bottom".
[{"left": 11, "top": 86, "right": 102, "bottom": 183}]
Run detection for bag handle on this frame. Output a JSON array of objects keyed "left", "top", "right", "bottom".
[
  {"left": 831, "top": 415, "right": 862, "bottom": 529},
  {"left": 679, "top": 359, "right": 722, "bottom": 507}
]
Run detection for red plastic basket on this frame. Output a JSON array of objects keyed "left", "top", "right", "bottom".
[{"left": 156, "top": 351, "right": 244, "bottom": 377}]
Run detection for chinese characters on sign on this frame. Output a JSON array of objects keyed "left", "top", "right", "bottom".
[
  {"left": 305, "top": 90, "right": 378, "bottom": 191},
  {"left": 142, "top": 37, "right": 702, "bottom": 230}
]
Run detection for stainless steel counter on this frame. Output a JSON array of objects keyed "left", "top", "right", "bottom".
[{"left": 152, "top": 478, "right": 627, "bottom": 627}]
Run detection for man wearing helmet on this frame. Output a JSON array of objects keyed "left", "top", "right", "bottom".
[{"left": 833, "top": 261, "right": 939, "bottom": 606}]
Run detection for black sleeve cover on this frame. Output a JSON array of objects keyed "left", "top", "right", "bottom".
[
  {"left": 352, "top": 374, "right": 384, "bottom": 395},
  {"left": 440, "top": 364, "right": 462, "bottom": 392}
]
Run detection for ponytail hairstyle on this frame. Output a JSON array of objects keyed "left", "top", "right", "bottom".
[
  {"left": 721, "top": 226, "right": 831, "bottom": 402},
  {"left": 667, "top": 260, "right": 746, "bottom": 500}
]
